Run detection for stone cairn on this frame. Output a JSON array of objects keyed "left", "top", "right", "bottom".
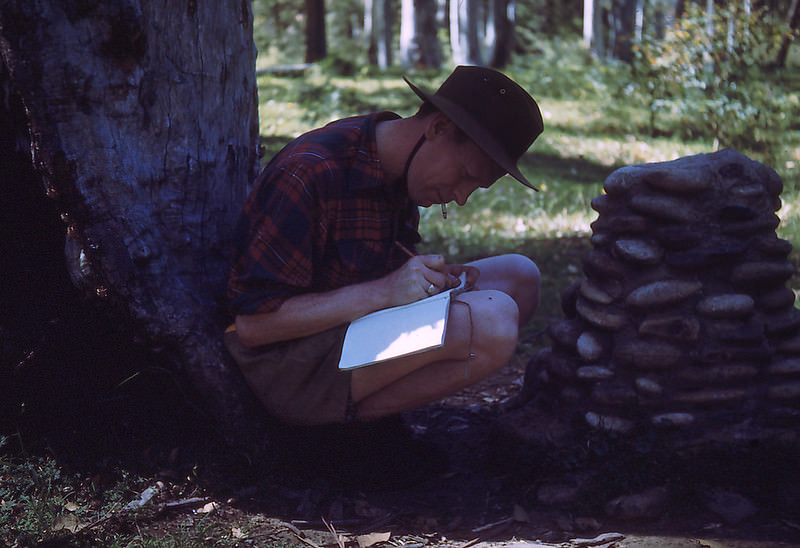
[{"left": 523, "top": 149, "right": 800, "bottom": 445}]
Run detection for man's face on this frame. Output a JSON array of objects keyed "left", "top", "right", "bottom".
[{"left": 407, "top": 118, "right": 505, "bottom": 208}]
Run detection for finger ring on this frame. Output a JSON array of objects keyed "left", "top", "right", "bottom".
[{"left": 426, "top": 283, "right": 436, "bottom": 294}]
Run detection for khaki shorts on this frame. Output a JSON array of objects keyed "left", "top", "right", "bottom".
[{"left": 224, "top": 324, "right": 353, "bottom": 425}]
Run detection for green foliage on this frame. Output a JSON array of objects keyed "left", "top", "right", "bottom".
[
  {"left": 253, "top": 0, "right": 305, "bottom": 65},
  {"left": 514, "top": 37, "right": 626, "bottom": 101},
  {"left": 0, "top": 449, "right": 243, "bottom": 547},
  {"left": 1, "top": 454, "right": 75, "bottom": 545},
  {"left": 631, "top": 1, "right": 800, "bottom": 170}
]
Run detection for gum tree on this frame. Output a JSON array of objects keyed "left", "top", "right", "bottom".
[{"left": 0, "top": 1, "right": 267, "bottom": 446}]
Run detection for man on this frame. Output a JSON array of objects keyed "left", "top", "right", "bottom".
[{"left": 225, "top": 65, "right": 544, "bottom": 426}]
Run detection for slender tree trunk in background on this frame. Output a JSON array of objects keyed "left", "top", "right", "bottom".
[
  {"left": 634, "top": 0, "right": 644, "bottom": 43},
  {"left": 584, "top": 0, "right": 595, "bottom": 51},
  {"left": 382, "top": 0, "right": 395, "bottom": 68},
  {"left": 450, "top": 0, "right": 483, "bottom": 65},
  {"left": 675, "top": 0, "right": 686, "bottom": 20},
  {"left": 401, "top": 0, "right": 441, "bottom": 67},
  {"left": 703, "top": 0, "right": 715, "bottom": 80},
  {"left": 611, "top": 0, "right": 638, "bottom": 62},
  {"left": 366, "top": 0, "right": 377, "bottom": 64},
  {"left": 417, "top": 0, "right": 442, "bottom": 67},
  {"left": 372, "top": 0, "right": 394, "bottom": 69},
  {"left": 776, "top": 0, "right": 800, "bottom": 67},
  {"left": 0, "top": 1, "right": 267, "bottom": 448},
  {"left": 366, "top": 0, "right": 394, "bottom": 67},
  {"left": 589, "top": 0, "right": 607, "bottom": 58},
  {"left": 306, "top": 0, "right": 327, "bottom": 62},
  {"left": 400, "top": 0, "right": 414, "bottom": 65},
  {"left": 489, "top": 0, "right": 516, "bottom": 68},
  {"left": 450, "top": 0, "right": 467, "bottom": 64}
]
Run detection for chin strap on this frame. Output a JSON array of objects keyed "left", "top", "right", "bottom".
[
  {"left": 401, "top": 134, "right": 426, "bottom": 187},
  {"left": 389, "top": 134, "right": 426, "bottom": 262}
]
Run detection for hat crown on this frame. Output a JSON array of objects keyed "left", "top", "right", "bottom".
[{"left": 435, "top": 66, "right": 543, "bottom": 161}]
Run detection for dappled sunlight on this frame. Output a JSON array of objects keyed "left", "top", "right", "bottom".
[
  {"left": 537, "top": 132, "right": 710, "bottom": 168},
  {"left": 778, "top": 195, "right": 800, "bottom": 244}
]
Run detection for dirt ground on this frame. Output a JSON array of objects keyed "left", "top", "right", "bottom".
[{"left": 62, "top": 359, "right": 797, "bottom": 548}]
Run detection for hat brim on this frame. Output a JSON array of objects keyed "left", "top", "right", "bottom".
[{"left": 405, "top": 76, "right": 538, "bottom": 191}]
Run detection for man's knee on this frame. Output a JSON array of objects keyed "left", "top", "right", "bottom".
[
  {"left": 462, "top": 289, "right": 519, "bottom": 368},
  {"left": 508, "top": 253, "right": 540, "bottom": 281},
  {"left": 503, "top": 253, "right": 540, "bottom": 322}
]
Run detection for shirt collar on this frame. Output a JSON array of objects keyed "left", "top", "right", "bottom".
[{"left": 346, "top": 111, "right": 402, "bottom": 194}]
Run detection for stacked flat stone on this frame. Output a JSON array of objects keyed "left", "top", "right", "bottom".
[{"left": 525, "top": 149, "right": 800, "bottom": 443}]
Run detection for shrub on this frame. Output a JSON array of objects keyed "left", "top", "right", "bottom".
[{"left": 632, "top": 1, "right": 796, "bottom": 168}]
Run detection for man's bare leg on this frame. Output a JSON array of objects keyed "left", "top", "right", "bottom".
[
  {"left": 468, "top": 253, "right": 540, "bottom": 325},
  {"left": 351, "top": 288, "right": 519, "bottom": 420},
  {"left": 349, "top": 253, "right": 539, "bottom": 420}
]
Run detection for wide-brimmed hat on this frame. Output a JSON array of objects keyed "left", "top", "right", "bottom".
[{"left": 404, "top": 65, "right": 543, "bottom": 190}]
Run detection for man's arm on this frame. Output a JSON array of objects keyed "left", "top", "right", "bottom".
[{"left": 234, "top": 254, "right": 460, "bottom": 347}]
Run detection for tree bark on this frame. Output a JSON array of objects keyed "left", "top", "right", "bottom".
[
  {"left": 584, "top": 0, "right": 595, "bottom": 51},
  {"left": 366, "top": 0, "right": 394, "bottom": 68},
  {"left": 611, "top": 0, "right": 639, "bottom": 63},
  {"left": 0, "top": 1, "right": 267, "bottom": 449},
  {"left": 450, "top": 0, "right": 483, "bottom": 65},
  {"left": 489, "top": 0, "right": 516, "bottom": 68},
  {"left": 306, "top": 0, "right": 327, "bottom": 62},
  {"left": 776, "top": 0, "right": 800, "bottom": 67},
  {"left": 401, "top": 0, "right": 441, "bottom": 68}
]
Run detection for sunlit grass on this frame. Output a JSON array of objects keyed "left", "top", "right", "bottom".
[{"left": 255, "top": 66, "right": 800, "bottom": 269}]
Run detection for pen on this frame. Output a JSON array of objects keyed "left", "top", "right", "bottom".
[{"left": 394, "top": 240, "right": 416, "bottom": 259}]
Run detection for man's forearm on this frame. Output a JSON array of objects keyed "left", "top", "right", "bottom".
[
  {"left": 233, "top": 254, "right": 456, "bottom": 347},
  {"left": 233, "top": 279, "right": 391, "bottom": 347}
]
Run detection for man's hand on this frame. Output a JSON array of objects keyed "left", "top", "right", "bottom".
[
  {"left": 381, "top": 255, "right": 480, "bottom": 306},
  {"left": 445, "top": 263, "right": 480, "bottom": 290}
]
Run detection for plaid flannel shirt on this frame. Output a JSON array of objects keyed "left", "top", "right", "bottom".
[{"left": 227, "top": 112, "right": 421, "bottom": 316}]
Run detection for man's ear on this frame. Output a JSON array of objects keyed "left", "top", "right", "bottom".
[{"left": 424, "top": 112, "right": 454, "bottom": 141}]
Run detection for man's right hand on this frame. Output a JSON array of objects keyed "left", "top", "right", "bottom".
[{"left": 382, "top": 254, "right": 456, "bottom": 306}]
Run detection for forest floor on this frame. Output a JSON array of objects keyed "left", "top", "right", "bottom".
[
  {"left": 5, "top": 240, "right": 800, "bottom": 548},
  {"left": 22, "top": 346, "right": 800, "bottom": 548}
]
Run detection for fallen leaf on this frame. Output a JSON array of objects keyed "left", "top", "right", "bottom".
[
  {"left": 196, "top": 501, "right": 219, "bottom": 514},
  {"left": 356, "top": 531, "right": 391, "bottom": 548},
  {"left": 64, "top": 501, "right": 80, "bottom": 512},
  {"left": 231, "top": 527, "right": 245, "bottom": 539},
  {"left": 124, "top": 482, "right": 164, "bottom": 510},
  {"left": 52, "top": 513, "right": 80, "bottom": 533},
  {"left": 570, "top": 532, "right": 625, "bottom": 547},
  {"left": 692, "top": 539, "right": 726, "bottom": 548}
]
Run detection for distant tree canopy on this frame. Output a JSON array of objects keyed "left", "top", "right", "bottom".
[
  {"left": 585, "top": 0, "right": 798, "bottom": 65},
  {"left": 253, "top": 0, "right": 583, "bottom": 70},
  {"left": 253, "top": 0, "right": 797, "bottom": 72}
]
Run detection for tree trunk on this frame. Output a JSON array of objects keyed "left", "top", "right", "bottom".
[
  {"left": 590, "top": 0, "right": 607, "bottom": 58},
  {"left": 450, "top": 0, "right": 483, "bottom": 65},
  {"left": 776, "top": 0, "right": 800, "bottom": 67},
  {"left": 584, "top": 0, "right": 595, "bottom": 51},
  {"left": 611, "top": 0, "right": 639, "bottom": 63},
  {"left": 306, "top": 0, "right": 327, "bottom": 62},
  {"left": 401, "top": 0, "right": 441, "bottom": 68},
  {"left": 0, "top": 1, "right": 267, "bottom": 449},
  {"left": 488, "top": 0, "right": 516, "bottom": 68},
  {"left": 366, "top": 0, "right": 394, "bottom": 68}
]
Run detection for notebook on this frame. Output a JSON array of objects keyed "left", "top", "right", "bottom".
[{"left": 337, "top": 274, "right": 467, "bottom": 370}]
